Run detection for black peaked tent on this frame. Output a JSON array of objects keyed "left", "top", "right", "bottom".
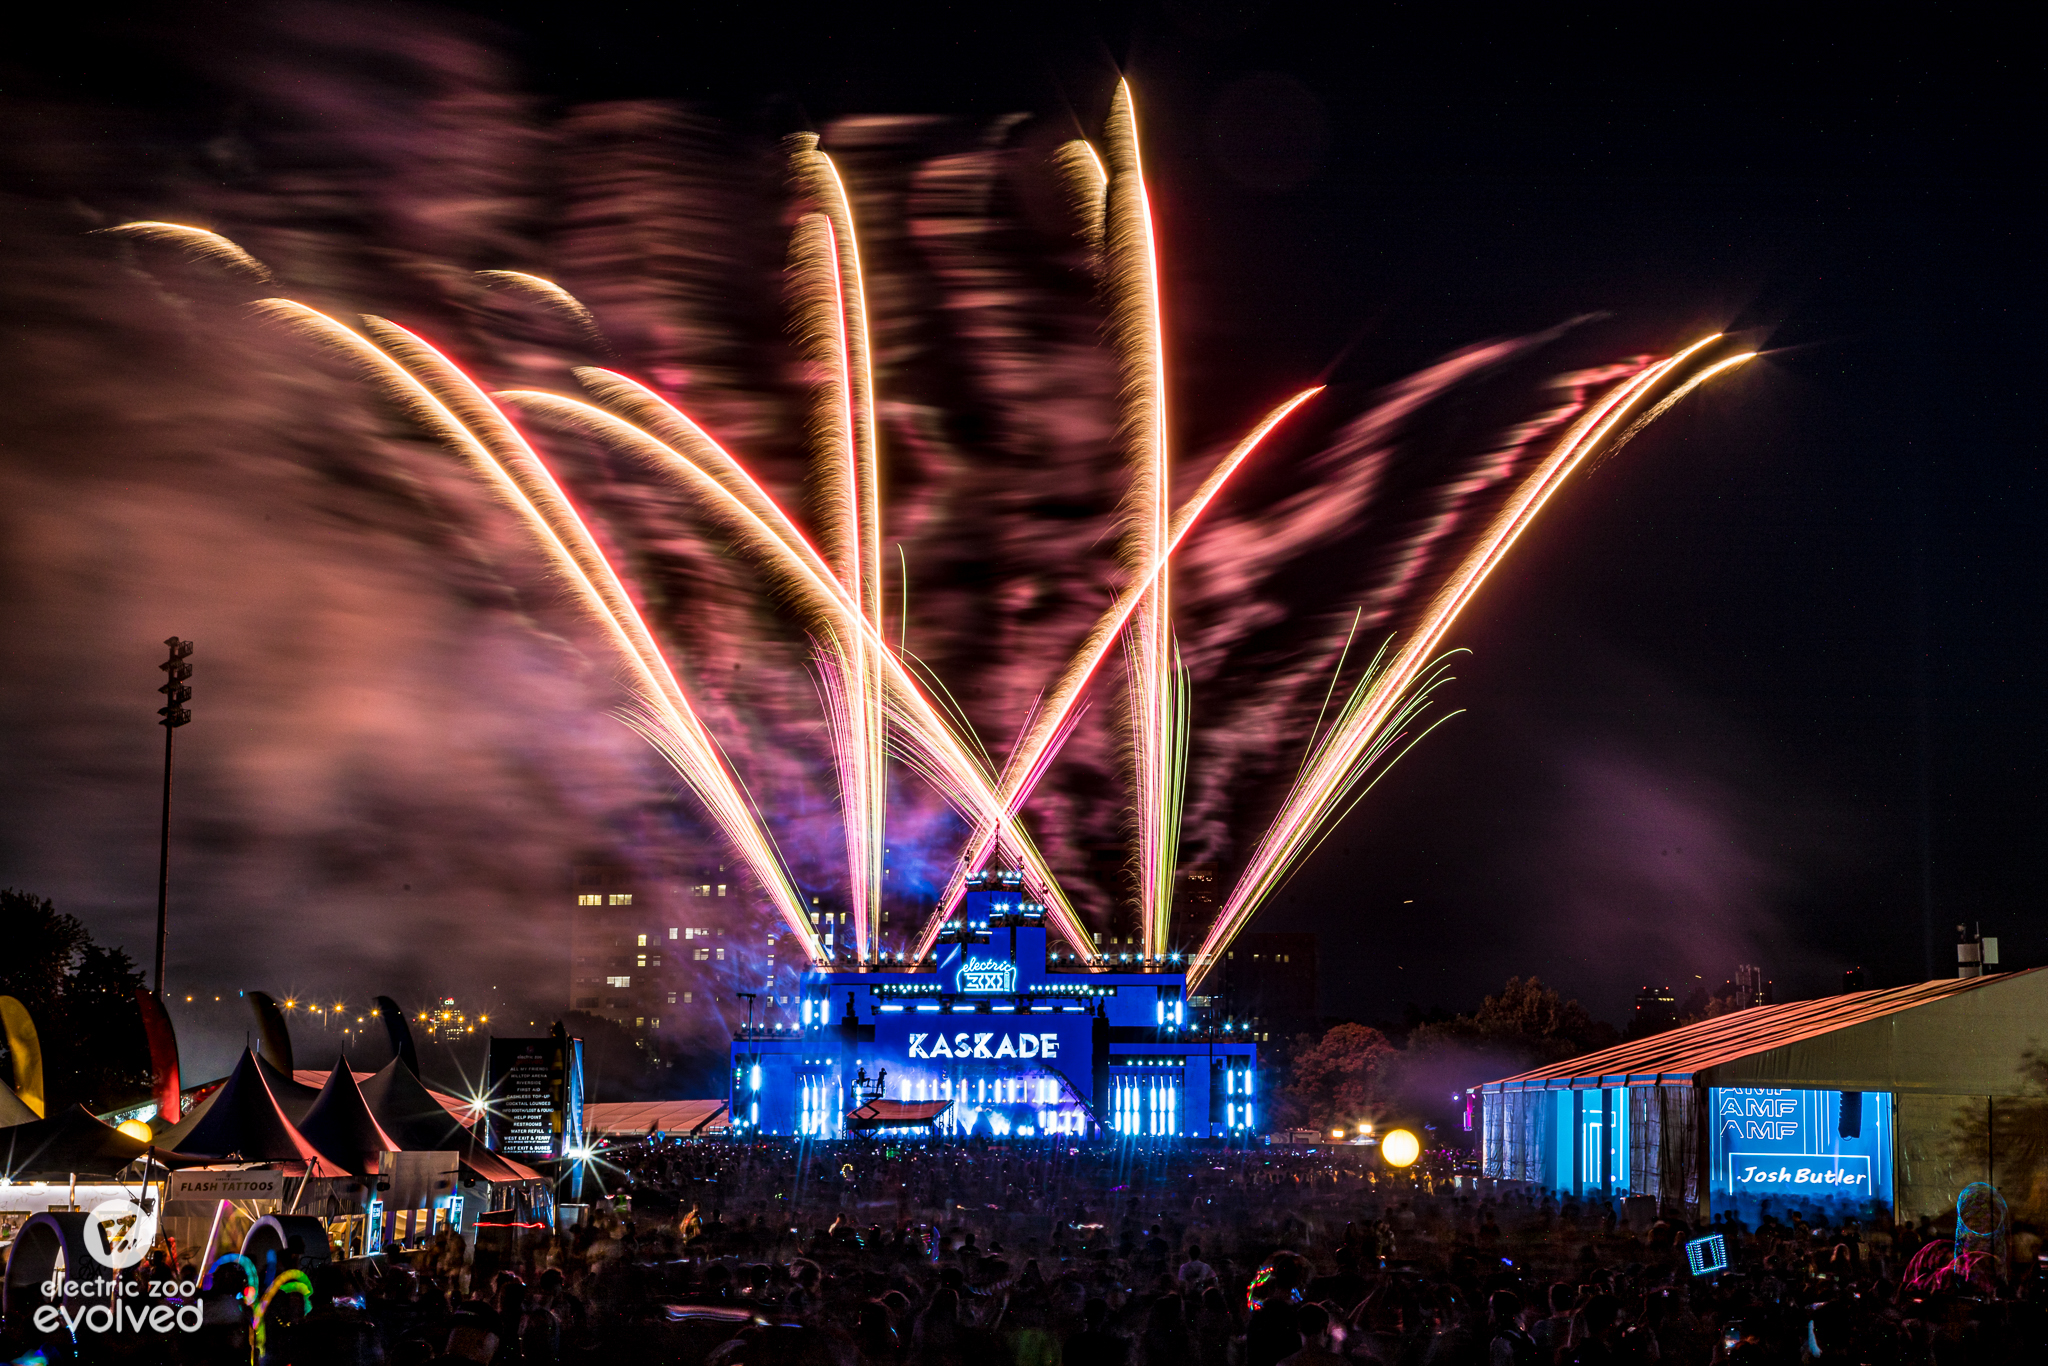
[
  {"left": 253, "top": 1051, "right": 323, "bottom": 1124},
  {"left": 357, "top": 1056, "right": 541, "bottom": 1185},
  {"left": 297, "top": 1057, "right": 402, "bottom": 1176},
  {"left": 0, "top": 1077, "right": 36, "bottom": 1127},
  {"left": 0, "top": 1105, "right": 206, "bottom": 1178},
  {"left": 155, "top": 1049, "right": 341, "bottom": 1171},
  {"left": 358, "top": 1055, "right": 467, "bottom": 1151}
]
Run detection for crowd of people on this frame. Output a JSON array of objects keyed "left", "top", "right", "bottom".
[{"left": 5, "top": 1137, "right": 2044, "bottom": 1363}]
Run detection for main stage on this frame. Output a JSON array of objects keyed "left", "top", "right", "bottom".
[{"left": 730, "top": 874, "right": 1258, "bottom": 1139}]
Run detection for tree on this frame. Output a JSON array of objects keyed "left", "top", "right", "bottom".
[
  {"left": 0, "top": 888, "right": 153, "bottom": 1112},
  {"left": 0, "top": 889, "right": 86, "bottom": 1025},
  {"left": 1409, "top": 976, "right": 1617, "bottom": 1066},
  {"left": 1279, "top": 1022, "right": 1396, "bottom": 1131}
]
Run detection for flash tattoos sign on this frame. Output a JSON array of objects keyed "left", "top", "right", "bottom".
[{"left": 908, "top": 1030, "right": 1059, "bottom": 1060}]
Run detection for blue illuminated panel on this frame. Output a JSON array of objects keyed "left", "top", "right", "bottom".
[
  {"left": 1709, "top": 1087, "right": 1892, "bottom": 1222},
  {"left": 870, "top": 1011, "right": 1097, "bottom": 1137}
]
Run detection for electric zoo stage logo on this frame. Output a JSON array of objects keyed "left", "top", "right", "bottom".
[{"left": 32, "top": 1197, "right": 205, "bottom": 1336}]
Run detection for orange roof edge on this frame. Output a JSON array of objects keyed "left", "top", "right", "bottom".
[{"left": 1476, "top": 969, "right": 2042, "bottom": 1092}]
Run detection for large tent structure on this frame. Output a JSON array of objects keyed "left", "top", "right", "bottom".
[
  {"left": 1475, "top": 969, "right": 2048, "bottom": 1227},
  {"left": 155, "top": 1049, "right": 345, "bottom": 1174},
  {"left": 355, "top": 1057, "right": 544, "bottom": 1185},
  {"left": 583, "top": 1100, "right": 728, "bottom": 1140},
  {"left": 295, "top": 1060, "right": 403, "bottom": 1176},
  {"left": 252, "top": 1053, "right": 324, "bottom": 1124}
]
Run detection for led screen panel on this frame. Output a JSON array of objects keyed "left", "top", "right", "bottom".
[
  {"left": 869, "top": 1010, "right": 1097, "bottom": 1137},
  {"left": 1709, "top": 1087, "right": 1892, "bottom": 1223}
]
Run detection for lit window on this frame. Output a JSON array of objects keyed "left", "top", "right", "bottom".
[
  {"left": 637, "top": 933, "right": 647, "bottom": 946},
  {"left": 715, "top": 948, "right": 725, "bottom": 961},
  {"left": 669, "top": 928, "right": 678, "bottom": 939},
  {"left": 606, "top": 975, "right": 631, "bottom": 987},
  {"left": 683, "top": 991, "right": 693, "bottom": 1004},
  {"left": 694, "top": 948, "right": 710, "bottom": 962},
  {"left": 610, "top": 893, "right": 633, "bottom": 905},
  {"left": 668, "top": 992, "right": 677, "bottom": 1004},
  {"left": 577, "top": 894, "right": 602, "bottom": 906},
  {"left": 695, "top": 884, "right": 712, "bottom": 896},
  {"left": 717, "top": 884, "right": 727, "bottom": 896},
  {"left": 637, "top": 955, "right": 647, "bottom": 967},
  {"left": 650, "top": 1017, "right": 659, "bottom": 1028},
  {"left": 636, "top": 1017, "right": 644, "bottom": 1027}
]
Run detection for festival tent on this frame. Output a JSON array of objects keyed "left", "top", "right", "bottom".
[
  {"left": 154, "top": 1049, "right": 346, "bottom": 1174},
  {"left": 176, "top": 1052, "right": 326, "bottom": 1125},
  {"left": 0, "top": 1105, "right": 209, "bottom": 1179},
  {"left": 1475, "top": 968, "right": 2048, "bottom": 1226},
  {"left": 296, "top": 1058, "right": 403, "bottom": 1176},
  {"left": 584, "top": 1099, "right": 728, "bottom": 1138},
  {"left": 253, "top": 1051, "right": 324, "bottom": 1124},
  {"left": 357, "top": 1056, "right": 544, "bottom": 1185},
  {"left": 292, "top": 1067, "right": 477, "bottom": 1126},
  {"left": 0, "top": 1077, "right": 34, "bottom": 1128}
]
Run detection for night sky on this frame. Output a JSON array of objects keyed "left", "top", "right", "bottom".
[{"left": 1, "top": 2, "right": 2033, "bottom": 1073}]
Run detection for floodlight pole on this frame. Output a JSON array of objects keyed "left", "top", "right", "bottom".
[{"left": 154, "top": 637, "right": 194, "bottom": 996}]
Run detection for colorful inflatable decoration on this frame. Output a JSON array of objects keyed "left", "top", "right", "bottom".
[
  {"left": 134, "top": 987, "right": 183, "bottom": 1124},
  {"left": 0, "top": 996, "right": 45, "bottom": 1118},
  {"left": 247, "top": 992, "right": 294, "bottom": 1074},
  {"left": 375, "top": 995, "right": 418, "bottom": 1074}
]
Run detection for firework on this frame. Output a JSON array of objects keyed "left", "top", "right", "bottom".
[
  {"left": 788, "top": 136, "right": 887, "bottom": 967},
  {"left": 475, "top": 270, "right": 605, "bottom": 348},
  {"left": 1100, "top": 82, "right": 1181, "bottom": 965},
  {"left": 97, "top": 221, "right": 274, "bottom": 284},
  {"left": 250, "top": 300, "right": 828, "bottom": 965},
  {"left": 907, "top": 385, "right": 1323, "bottom": 964},
  {"left": 1188, "top": 337, "right": 1755, "bottom": 989},
  {"left": 491, "top": 383, "right": 1101, "bottom": 962},
  {"left": 107, "top": 80, "right": 1751, "bottom": 983}
]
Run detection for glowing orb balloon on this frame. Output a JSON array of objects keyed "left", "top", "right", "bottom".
[
  {"left": 116, "top": 1119, "right": 153, "bottom": 1142},
  {"left": 1380, "top": 1128, "right": 1420, "bottom": 1167}
]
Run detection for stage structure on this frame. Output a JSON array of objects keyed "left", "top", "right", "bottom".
[{"left": 729, "top": 873, "right": 1258, "bottom": 1139}]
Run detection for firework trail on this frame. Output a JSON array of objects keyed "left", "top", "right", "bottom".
[
  {"left": 96, "top": 221, "right": 275, "bottom": 284},
  {"left": 1189, "top": 336, "right": 1755, "bottom": 988},
  {"left": 248, "top": 297, "right": 829, "bottom": 965},
  {"left": 1100, "top": 82, "right": 1181, "bottom": 965},
  {"left": 493, "top": 380, "right": 1102, "bottom": 962},
  {"left": 475, "top": 270, "right": 606, "bottom": 349},
  {"left": 788, "top": 135, "right": 886, "bottom": 966},
  {"left": 907, "top": 385, "right": 1322, "bottom": 963}
]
